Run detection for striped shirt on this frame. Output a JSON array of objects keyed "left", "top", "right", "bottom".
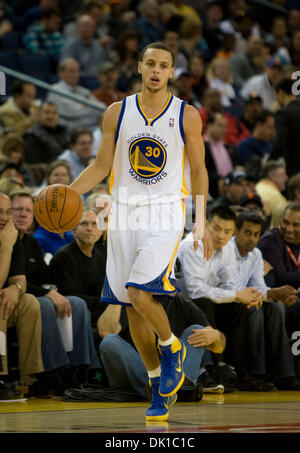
[
  {"left": 232, "top": 237, "right": 269, "bottom": 300},
  {"left": 176, "top": 232, "right": 237, "bottom": 303}
]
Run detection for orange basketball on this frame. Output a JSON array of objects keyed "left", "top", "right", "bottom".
[{"left": 34, "top": 184, "right": 83, "bottom": 233}]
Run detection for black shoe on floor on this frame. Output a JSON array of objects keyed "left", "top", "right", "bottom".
[
  {"left": 238, "top": 375, "right": 275, "bottom": 392},
  {"left": 24, "top": 381, "right": 55, "bottom": 398},
  {"left": 275, "top": 377, "right": 300, "bottom": 390},
  {"left": 0, "top": 381, "right": 21, "bottom": 400}
]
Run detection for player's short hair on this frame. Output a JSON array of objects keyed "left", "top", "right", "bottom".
[
  {"left": 236, "top": 211, "right": 264, "bottom": 230},
  {"left": 208, "top": 206, "right": 236, "bottom": 223},
  {"left": 139, "top": 42, "right": 175, "bottom": 67}
]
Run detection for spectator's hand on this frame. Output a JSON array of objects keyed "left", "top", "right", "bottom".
[
  {"left": 236, "top": 287, "right": 263, "bottom": 309},
  {"left": 187, "top": 327, "right": 219, "bottom": 348},
  {"left": 263, "top": 260, "right": 273, "bottom": 276},
  {"left": 0, "top": 219, "right": 18, "bottom": 249},
  {"left": 272, "top": 285, "right": 298, "bottom": 305},
  {"left": 0, "top": 286, "right": 20, "bottom": 320},
  {"left": 45, "top": 290, "right": 72, "bottom": 318}
]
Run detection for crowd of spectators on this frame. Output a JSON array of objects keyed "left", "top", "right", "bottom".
[{"left": 1, "top": 0, "right": 300, "bottom": 399}]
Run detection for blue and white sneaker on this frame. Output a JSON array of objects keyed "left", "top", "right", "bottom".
[
  {"left": 159, "top": 337, "right": 186, "bottom": 397},
  {"left": 146, "top": 377, "right": 177, "bottom": 422}
]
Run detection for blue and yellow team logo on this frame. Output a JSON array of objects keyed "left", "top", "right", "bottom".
[{"left": 129, "top": 138, "right": 167, "bottom": 179}]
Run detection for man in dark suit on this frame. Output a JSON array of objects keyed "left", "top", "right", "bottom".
[{"left": 272, "top": 78, "right": 300, "bottom": 177}]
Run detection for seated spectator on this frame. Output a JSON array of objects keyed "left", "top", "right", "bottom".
[
  {"left": 229, "top": 36, "right": 265, "bottom": 91},
  {"left": 202, "top": 1, "right": 224, "bottom": 59},
  {"left": 63, "top": 1, "right": 110, "bottom": 46},
  {"left": 198, "top": 88, "right": 250, "bottom": 149},
  {"left": 114, "top": 29, "right": 140, "bottom": 93},
  {"left": 0, "top": 177, "right": 23, "bottom": 196},
  {"left": 0, "top": 134, "right": 37, "bottom": 187},
  {"left": 23, "top": 7, "right": 63, "bottom": 63},
  {"left": 0, "top": 192, "right": 44, "bottom": 395},
  {"left": 60, "top": 14, "right": 107, "bottom": 78},
  {"left": 11, "top": 191, "right": 100, "bottom": 395},
  {"left": 104, "top": 0, "right": 130, "bottom": 41},
  {"left": 0, "top": 0, "right": 13, "bottom": 37},
  {"left": 98, "top": 294, "right": 225, "bottom": 400},
  {"left": 162, "top": 29, "right": 188, "bottom": 69},
  {"left": 290, "top": 29, "right": 300, "bottom": 67},
  {"left": 255, "top": 160, "right": 289, "bottom": 228},
  {"left": 241, "top": 56, "right": 285, "bottom": 109},
  {"left": 179, "top": 17, "right": 209, "bottom": 62},
  {"left": 188, "top": 52, "right": 209, "bottom": 105},
  {"left": 0, "top": 163, "right": 24, "bottom": 186},
  {"left": 34, "top": 224, "right": 74, "bottom": 257},
  {"left": 58, "top": 128, "right": 93, "bottom": 180},
  {"left": 46, "top": 58, "right": 104, "bottom": 131},
  {"left": 170, "top": 0, "right": 201, "bottom": 24},
  {"left": 215, "top": 34, "right": 236, "bottom": 60},
  {"left": 24, "top": 101, "right": 70, "bottom": 165},
  {"left": 137, "top": 0, "right": 164, "bottom": 46},
  {"left": 172, "top": 68, "right": 200, "bottom": 108},
  {"left": 49, "top": 209, "right": 107, "bottom": 328},
  {"left": 235, "top": 110, "right": 275, "bottom": 165},
  {"left": 239, "top": 192, "right": 270, "bottom": 233},
  {"left": 240, "top": 92, "right": 264, "bottom": 132},
  {"left": 176, "top": 206, "right": 268, "bottom": 390},
  {"left": 92, "top": 62, "right": 125, "bottom": 107},
  {"left": 264, "top": 15, "right": 291, "bottom": 65},
  {"left": 208, "top": 57, "right": 236, "bottom": 107},
  {"left": 0, "top": 81, "right": 37, "bottom": 136},
  {"left": 271, "top": 78, "right": 300, "bottom": 178},
  {"left": 209, "top": 170, "right": 253, "bottom": 211},
  {"left": 258, "top": 202, "right": 300, "bottom": 366},
  {"left": 204, "top": 113, "right": 234, "bottom": 199},
  {"left": 233, "top": 211, "right": 300, "bottom": 390},
  {"left": 35, "top": 159, "right": 72, "bottom": 197},
  {"left": 15, "top": 0, "right": 59, "bottom": 32}
]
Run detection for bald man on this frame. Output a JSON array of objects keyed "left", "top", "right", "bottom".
[
  {"left": 0, "top": 192, "right": 44, "bottom": 384},
  {"left": 60, "top": 14, "right": 107, "bottom": 78}
]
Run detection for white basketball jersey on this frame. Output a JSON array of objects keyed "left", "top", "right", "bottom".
[{"left": 110, "top": 93, "right": 191, "bottom": 205}]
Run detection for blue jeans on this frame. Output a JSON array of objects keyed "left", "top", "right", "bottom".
[
  {"left": 38, "top": 295, "right": 100, "bottom": 372},
  {"left": 99, "top": 324, "right": 206, "bottom": 398}
]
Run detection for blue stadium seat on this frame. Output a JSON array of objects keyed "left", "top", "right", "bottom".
[
  {"left": 18, "top": 53, "right": 54, "bottom": 77},
  {"left": 0, "top": 32, "right": 22, "bottom": 50},
  {"left": 79, "top": 76, "right": 100, "bottom": 91},
  {"left": 0, "top": 51, "right": 21, "bottom": 96}
]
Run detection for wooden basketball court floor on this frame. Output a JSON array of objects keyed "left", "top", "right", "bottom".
[{"left": 0, "top": 389, "right": 300, "bottom": 434}]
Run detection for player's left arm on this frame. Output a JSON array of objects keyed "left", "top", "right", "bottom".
[{"left": 183, "top": 105, "right": 213, "bottom": 260}]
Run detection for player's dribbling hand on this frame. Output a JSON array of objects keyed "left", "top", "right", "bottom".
[{"left": 193, "top": 224, "right": 213, "bottom": 260}]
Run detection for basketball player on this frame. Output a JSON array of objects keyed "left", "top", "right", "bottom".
[{"left": 70, "top": 42, "right": 213, "bottom": 421}]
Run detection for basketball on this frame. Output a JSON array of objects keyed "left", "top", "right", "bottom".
[{"left": 34, "top": 184, "right": 83, "bottom": 233}]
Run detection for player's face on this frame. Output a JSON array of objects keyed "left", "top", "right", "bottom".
[
  {"left": 235, "top": 221, "right": 262, "bottom": 253},
  {"left": 207, "top": 216, "right": 235, "bottom": 249},
  {"left": 11, "top": 196, "right": 34, "bottom": 234},
  {"left": 138, "top": 48, "right": 174, "bottom": 92},
  {"left": 0, "top": 194, "right": 11, "bottom": 231},
  {"left": 74, "top": 210, "right": 102, "bottom": 245}
]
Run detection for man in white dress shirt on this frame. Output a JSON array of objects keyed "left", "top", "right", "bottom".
[
  {"left": 176, "top": 205, "right": 270, "bottom": 390},
  {"left": 234, "top": 211, "right": 300, "bottom": 390}
]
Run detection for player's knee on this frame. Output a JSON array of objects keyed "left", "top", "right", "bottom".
[{"left": 127, "top": 286, "right": 145, "bottom": 307}]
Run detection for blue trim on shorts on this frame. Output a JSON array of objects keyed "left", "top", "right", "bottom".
[
  {"left": 125, "top": 266, "right": 181, "bottom": 295},
  {"left": 115, "top": 97, "right": 126, "bottom": 143},
  {"left": 179, "top": 100, "right": 186, "bottom": 143},
  {"left": 100, "top": 275, "right": 131, "bottom": 306},
  {"left": 100, "top": 298, "right": 132, "bottom": 307}
]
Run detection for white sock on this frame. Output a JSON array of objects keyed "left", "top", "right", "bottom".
[
  {"left": 148, "top": 366, "right": 161, "bottom": 379},
  {"left": 159, "top": 333, "right": 175, "bottom": 347}
]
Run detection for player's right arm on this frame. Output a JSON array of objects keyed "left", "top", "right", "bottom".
[{"left": 70, "top": 102, "right": 122, "bottom": 196}]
